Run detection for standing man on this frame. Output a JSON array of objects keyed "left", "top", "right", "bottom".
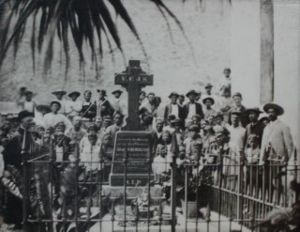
[
  {"left": 164, "top": 92, "right": 183, "bottom": 122},
  {"left": 224, "top": 111, "right": 246, "bottom": 190},
  {"left": 202, "top": 97, "right": 217, "bottom": 120},
  {"left": 20, "top": 90, "right": 37, "bottom": 114},
  {"left": 80, "top": 90, "right": 97, "bottom": 121},
  {"left": 178, "top": 94, "right": 185, "bottom": 107},
  {"left": 202, "top": 83, "right": 214, "bottom": 99},
  {"left": 183, "top": 90, "right": 204, "bottom": 126},
  {"left": 104, "top": 112, "right": 124, "bottom": 145},
  {"left": 65, "top": 91, "right": 82, "bottom": 120},
  {"left": 96, "top": 90, "right": 114, "bottom": 121},
  {"left": 51, "top": 89, "right": 67, "bottom": 114},
  {"left": 259, "top": 103, "right": 294, "bottom": 203},
  {"left": 140, "top": 92, "right": 157, "bottom": 116},
  {"left": 219, "top": 68, "right": 232, "bottom": 96},
  {"left": 259, "top": 103, "right": 294, "bottom": 165},
  {"left": 111, "top": 89, "right": 124, "bottom": 114},
  {"left": 230, "top": 92, "right": 247, "bottom": 126},
  {"left": 2, "top": 111, "right": 45, "bottom": 229},
  {"left": 244, "top": 108, "right": 264, "bottom": 146}
]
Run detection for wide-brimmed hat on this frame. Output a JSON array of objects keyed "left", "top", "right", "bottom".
[
  {"left": 202, "top": 97, "right": 215, "bottom": 105},
  {"left": 168, "top": 92, "right": 179, "bottom": 98},
  {"left": 170, "top": 118, "right": 181, "bottom": 125},
  {"left": 245, "top": 107, "right": 263, "bottom": 115},
  {"left": 263, "top": 103, "right": 284, "bottom": 116},
  {"left": 205, "top": 83, "right": 213, "bottom": 89},
  {"left": 50, "top": 100, "right": 61, "bottom": 109},
  {"left": 36, "top": 104, "right": 51, "bottom": 113},
  {"left": 97, "top": 89, "right": 107, "bottom": 96},
  {"left": 232, "top": 92, "right": 242, "bottom": 98},
  {"left": 230, "top": 110, "right": 241, "bottom": 116},
  {"left": 68, "top": 91, "right": 81, "bottom": 98},
  {"left": 51, "top": 89, "right": 66, "bottom": 95},
  {"left": 186, "top": 89, "right": 198, "bottom": 97},
  {"left": 189, "top": 124, "right": 200, "bottom": 132},
  {"left": 18, "top": 110, "right": 34, "bottom": 121},
  {"left": 111, "top": 89, "right": 123, "bottom": 95}
]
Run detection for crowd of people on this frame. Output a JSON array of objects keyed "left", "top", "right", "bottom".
[{"left": 0, "top": 68, "right": 296, "bottom": 229}]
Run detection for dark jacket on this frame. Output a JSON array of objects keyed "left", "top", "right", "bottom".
[
  {"left": 164, "top": 103, "right": 184, "bottom": 122},
  {"left": 80, "top": 101, "right": 97, "bottom": 120},
  {"left": 182, "top": 102, "right": 204, "bottom": 119}
]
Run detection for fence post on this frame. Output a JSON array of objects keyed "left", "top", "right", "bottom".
[
  {"left": 21, "top": 130, "right": 29, "bottom": 232},
  {"left": 170, "top": 153, "right": 177, "bottom": 232}
]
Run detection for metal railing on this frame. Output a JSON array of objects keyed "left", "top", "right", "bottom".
[{"left": 16, "top": 140, "right": 299, "bottom": 232}]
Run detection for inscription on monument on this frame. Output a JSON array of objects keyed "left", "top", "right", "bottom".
[{"left": 109, "top": 131, "right": 154, "bottom": 186}]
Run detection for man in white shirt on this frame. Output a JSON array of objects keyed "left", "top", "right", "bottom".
[
  {"left": 259, "top": 103, "right": 294, "bottom": 165},
  {"left": 224, "top": 111, "right": 246, "bottom": 190},
  {"left": 164, "top": 92, "right": 183, "bottom": 123},
  {"left": 219, "top": 68, "right": 231, "bottom": 97},
  {"left": 183, "top": 90, "right": 204, "bottom": 126},
  {"left": 21, "top": 90, "right": 37, "bottom": 114},
  {"left": 51, "top": 89, "right": 67, "bottom": 114},
  {"left": 43, "top": 101, "right": 73, "bottom": 133},
  {"left": 111, "top": 89, "right": 125, "bottom": 114},
  {"left": 202, "top": 97, "right": 217, "bottom": 120},
  {"left": 65, "top": 91, "right": 82, "bottom": 120},
  {"left": 80, "top": 133, "right": 102, "bottom": 172}
]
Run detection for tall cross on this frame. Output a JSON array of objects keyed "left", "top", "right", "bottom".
[{"left": 115, "top": 60, "right": 153, "bottom": 130}]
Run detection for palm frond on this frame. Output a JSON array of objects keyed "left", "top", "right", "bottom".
[{"left": 0, "top": 0, "right": 214, "bottom": 77}]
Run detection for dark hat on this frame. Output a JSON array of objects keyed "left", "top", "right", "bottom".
[
  {"left": 263, "top": 103, "right": 284, "bottom": 116},
  {"left": 97, "top": 89, "right": 107, "bottom": 96},
  {"left": 50, "top": 100, "right": 61, "bottom": 109},
  {"left": 232, "top": 92, "right": 242, "bottom": 98},
  {"left": 168, "top": 92, "right": 179, "bottom": 98},
  {"left": 202, "top": 97, "right": 215, "bottom": 105},
  {"left": 147, "top": 92, "right": 155, "bottom": 97},
  {"left": 18, "top": 110, "right": 34, "bottom": 121},
  {"left": 24, "top": 90, "right": 33, "bottom": 95},
  {"left": 84, "top": 90, "right": 92, "bottom": 95},
  {"left": 68, "top": 91, "right": 81, "bottom": 98},
  {"left": 51, "top": 89, "right": 66, "bottom": 95},
  {"left": 168, "top": 114, "right": 176, "bottom": 121},
  {"left": 205, "top": 83, "right": 213, "bottom": 89},
  {"left": 191, "top": 114, "right": 201, "bottom": 120},
  {"left": 186, "top": 89, "right": 198, "bottom": 97},
  {"left": 189, "top": 124, "right": 200, "bottom": 132},
  {"left": 214, "top": 111, "right": 224, "bottom": 119},
  {"left": 171, "top": 118, "right": 181, "bottom": 125},
  {"left": 112, "top": 89, "right": 123, "bottom": 95},
  {"left": 245, "top": 107, "right": 263, "bottom": 115},
  {"left": 36, "top": 104, "right": 51, "bottom": 113},
  {"left": 231, "top": 110, "right": 241, "bottom": 116}
]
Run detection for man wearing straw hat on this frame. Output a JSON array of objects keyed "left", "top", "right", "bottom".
[
  {"left": 259, "top": 103, "right": 294, "bottom": 204},
  {"left": 51, "top": 89, "right": 67, "bottom": 114},
  {"left": 65, "top": 91, "right": 82, "bottom": 120},
  {"left": 259, "top": 103, "right": 294, "bottom": 165}
]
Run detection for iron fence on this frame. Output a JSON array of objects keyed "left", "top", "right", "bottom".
[{"left": 15, "top": 141, "right": 299, "bottom": 232}]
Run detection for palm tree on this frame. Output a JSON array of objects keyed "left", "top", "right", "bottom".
[{"left": 0, "top": 0, "right": 187, "bottom": 75}]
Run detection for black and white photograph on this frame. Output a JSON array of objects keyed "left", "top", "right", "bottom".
[{"left": 0, "top": 0, "right": 299, "bottom": 231}]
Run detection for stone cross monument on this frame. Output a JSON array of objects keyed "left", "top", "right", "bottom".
[{"left": 115, "top": 60, "right": 153, "bottom": 130}]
